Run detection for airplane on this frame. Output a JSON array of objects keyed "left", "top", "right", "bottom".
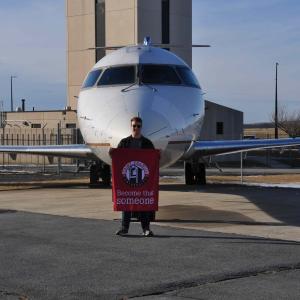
[{"left": 1, "top": 37, "right": 300, "bottom": 186}]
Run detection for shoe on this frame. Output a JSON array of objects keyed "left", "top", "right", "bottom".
[
  {"left": 143, "top": 230, "right": 154, "bottom": 237},
  {"left": 115, "top": 228, "right": 128, "bottom": 236}
]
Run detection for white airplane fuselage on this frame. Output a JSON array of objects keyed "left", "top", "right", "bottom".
[{"left": 77, "top": 45, "right": 204, "bottom": 168}]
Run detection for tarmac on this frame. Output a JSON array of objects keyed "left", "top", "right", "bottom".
[{"left": 0, "top": 176, "right": 300, "bottom": 299}]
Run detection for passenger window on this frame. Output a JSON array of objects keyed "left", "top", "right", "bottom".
[
  {"left": 98, "top": 66, "right": 135, "bottom": 86},
  {"left": 140, "top": 65, "right": 181, "bottom": 85},
  {"left": 82, "top": 69, "right": 102, "bottom": 88},
  {"left": 176, "top": 66, "right": 200, "bottom": 88}
]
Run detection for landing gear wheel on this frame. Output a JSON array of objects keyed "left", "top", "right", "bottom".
[
  {"left": 90, "top": 163, "right": 100, "bottom": 185},
  {"left": 184, "top": 161, "right": 206, "bottom": 185},
  {"left": 195, "top": 163, "right": 206, "bottom": 185},
  {"left": 101, "top": 164, "right": 111, "bottom": 187},
  {"left": 89, "top": 161, "right": 111, "bottom": 188},
  {"left": 184, "top": 162, "right": 194, "bottom": 185}
]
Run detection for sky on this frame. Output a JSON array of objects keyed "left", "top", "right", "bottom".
[
  {"left": 192, "top": 0, "right": 300, "bottom": 123},
  {"left": 0, "top": 0, "right": 299, "bottom": 123},
  {"left": 0, "top": 0, "right": 66, "bottom": 111}
]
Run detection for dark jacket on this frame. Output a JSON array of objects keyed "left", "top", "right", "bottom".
[
  {"left": 117, "top": 135, "right": 156, "bottom": 219},
  {"left": 117, "top": 135, "right": 154, "bottom": 149}
]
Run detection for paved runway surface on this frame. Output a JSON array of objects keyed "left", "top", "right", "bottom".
[
  {"left": 1, "top": 180, "right": 300, "bottom": 299},
  {"left": 1, "top": 183, "right": 300, "bottom": 241},
  {"left": 1, "top": 210, "right": 300, "bottom": 299}
]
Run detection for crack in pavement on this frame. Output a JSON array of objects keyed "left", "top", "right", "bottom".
[
  {"left": 0, "top": 290, "right": 29, "bottom": 300},
  {"left": 129, "top": 263, "right": 300, "bottom": 299}
]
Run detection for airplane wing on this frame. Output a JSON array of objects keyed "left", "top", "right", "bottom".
[
  {"left": 185, "top": 138, "right": 300, "bottom": 158},
  {"left": 0, "top": 144, "right": 97, "bottom": 160}
]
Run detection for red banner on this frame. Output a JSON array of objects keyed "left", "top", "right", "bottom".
[{"left": 111, "top": 148, "right": 160, "bottom": 211}]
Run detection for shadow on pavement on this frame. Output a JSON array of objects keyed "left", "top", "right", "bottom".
[
  {"left": 119, "top": 233, "right": 300, "bottom": 246},
  {"left": 0, "top": 209, "right": 17, "bottom": 214},
  {"left": 156, "top": 217, "right": 284, "bottom": 226},
  {"left": 159, "top": 183, "right": 300, "bottom": 227}
]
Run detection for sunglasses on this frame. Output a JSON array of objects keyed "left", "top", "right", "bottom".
[{"left": 132, "top": 124, "right": 141, "bottom": 128}]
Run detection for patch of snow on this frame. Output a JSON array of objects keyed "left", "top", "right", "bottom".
[{"left": 243, "top": 182, "right": 300, "bottom": 189}]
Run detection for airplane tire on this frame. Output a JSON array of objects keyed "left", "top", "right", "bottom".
[
  {"left": 90, "top": 164, "right": 99, "bottom": 185},
  {"left": 102, "top": 164, "right": 111, "bottom": 187},
  {"left": 185, "top": 162, "right": 195, "bottom": 185},
  {"left": 195, "top": 163, "right": 206, "bottom": 185}
]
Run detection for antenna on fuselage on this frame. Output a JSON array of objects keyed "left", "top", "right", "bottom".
[{"left": 143, "top": 36, "right": 152, "bottom": 46}]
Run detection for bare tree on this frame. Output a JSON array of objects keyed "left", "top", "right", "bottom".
[{"left": 272, "top": 106, "right": 300, "bottom": 137}]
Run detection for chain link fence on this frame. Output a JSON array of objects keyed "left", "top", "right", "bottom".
[{"left": 0, "top": 126, "right": 87, "bottom": 172}]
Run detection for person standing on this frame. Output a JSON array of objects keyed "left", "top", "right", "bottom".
[{"left": 110, "top": 116, "right": 156, "bottom": 236}]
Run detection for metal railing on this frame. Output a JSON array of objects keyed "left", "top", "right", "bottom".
[{"left": 0, "top": 126, "right": 86, "bottom": 171}]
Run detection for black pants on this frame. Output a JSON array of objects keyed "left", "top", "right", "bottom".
[{"left": 122, "top": 211, "right": 151, "bottom": 231}]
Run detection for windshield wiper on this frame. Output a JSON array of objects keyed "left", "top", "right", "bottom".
[
  {"left": 121, "top": 81, "right": 138, "bottom": 92},
  {"left": 121, "top": 81, "right": 158, "bottom": 93},
  {"left": 138, "top": 66, "right": 157, "bottom": 92}
]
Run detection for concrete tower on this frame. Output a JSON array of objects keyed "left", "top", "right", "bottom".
[{"left": 66, "top": 0, "right": 192, "bottom": 109}]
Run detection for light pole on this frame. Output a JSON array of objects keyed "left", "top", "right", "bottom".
[
  {"left": 10, "top": 75, "right": 17, "bottom": 112},
  {"left": 42, "top": 123, "right": 47, "bottom": 173},
  {"left": 275, "top": 63, "right": 279, "bottom": 139}
]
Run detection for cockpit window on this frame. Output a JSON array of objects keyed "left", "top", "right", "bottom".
[
  {"left": 82, "top": 69, "right": 102, "bottom": 88},
  {"left": 97, "top": 66, "right": 135, "bottom": 86},
  {"left": 140, "top": 65, "right": 181, "bottom": 85},
  {"left": 176, "top": 66, "right": 200, "bottom": 88}
]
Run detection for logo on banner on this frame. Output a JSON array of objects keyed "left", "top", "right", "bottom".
[{"left": 122, "top": 161, "right": 149, "bottom": 187}]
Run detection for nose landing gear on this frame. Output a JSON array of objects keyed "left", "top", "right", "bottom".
[
  {"left": 90, "top": 160, "right": 111, "bottom": 187},
  {"left": 184, "top": 160, "right": 206, "bottom": 185}
]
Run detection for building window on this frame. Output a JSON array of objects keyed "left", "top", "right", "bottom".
[
  {"left": 66, "top": 123, "right": 77, "bottom": 129},
  {"left": 162, "top": 0, "right": 170, "bottom": 45},
  {"left": 95, "top": 0, "right": 105, "bottom": 62},
  {"left": 31, "top": 124, "right": 41, "bottom": 129},
  {"left": 216, "top": 122, "right": 224, "bottom": 135}
]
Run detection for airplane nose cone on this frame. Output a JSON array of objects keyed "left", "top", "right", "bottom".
[
  {"left": 108, "top": 109, "right": 170, "bottom": 149},
  {"left": 107, "top": 87, "right": 184, "bottom": 149}
]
